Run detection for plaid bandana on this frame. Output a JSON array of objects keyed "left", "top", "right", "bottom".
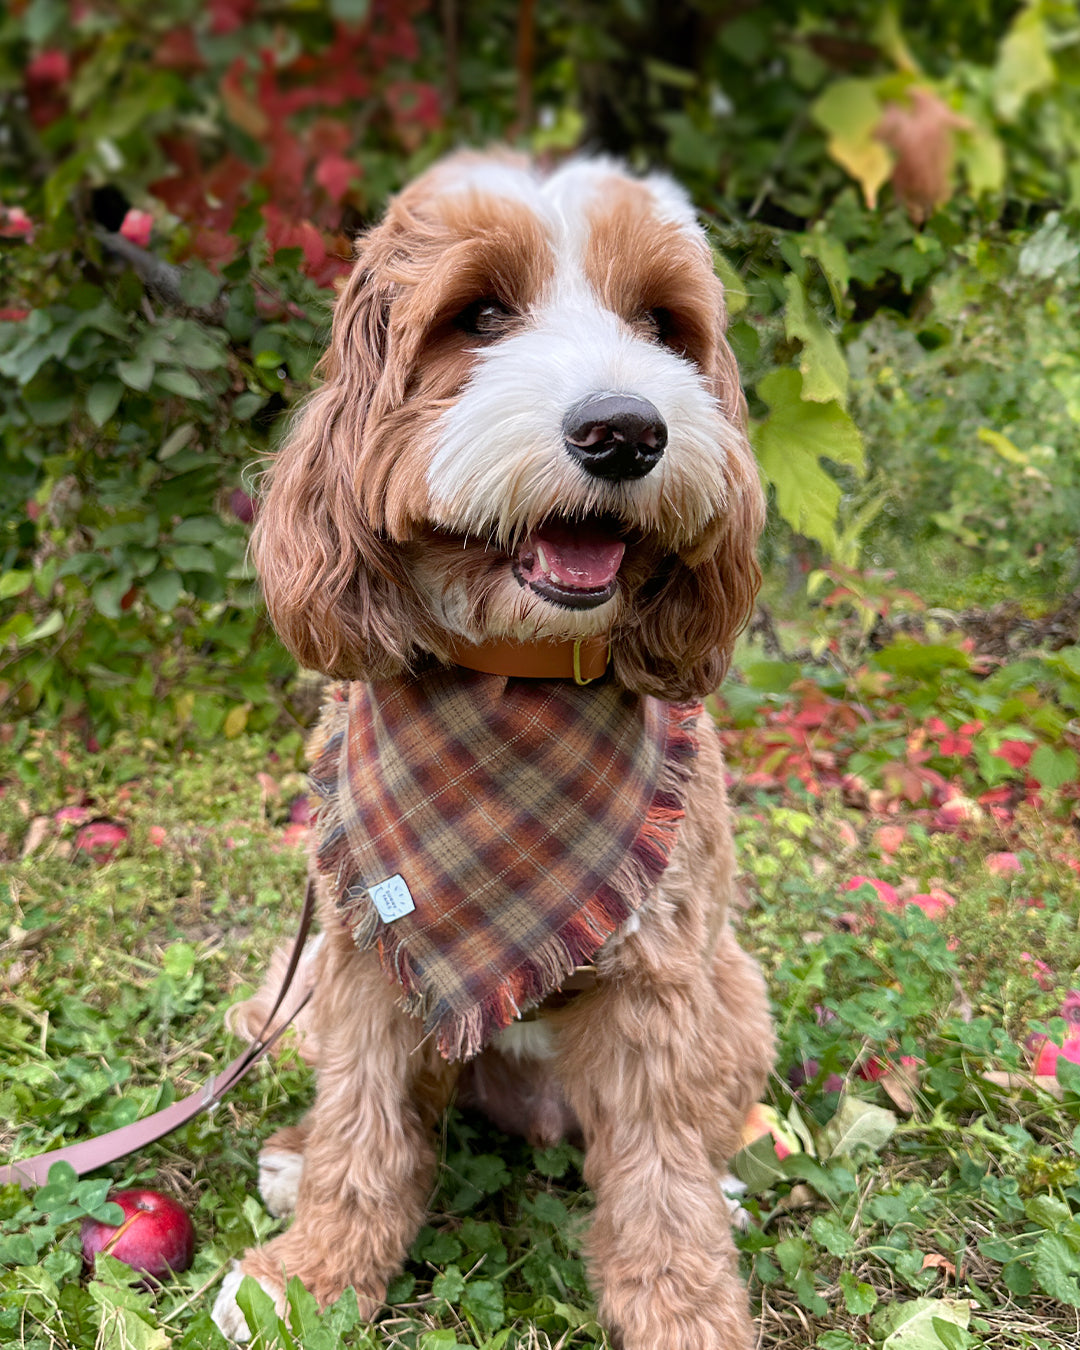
[{"left": 310, "top": 667, "right": 700, "bottom": 1060}]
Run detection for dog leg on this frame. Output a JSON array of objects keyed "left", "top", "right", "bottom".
[
  {"left": 212, "top": 942, "right": 456, "bottom": 1340},
  {"left": 556, "top": 926, "right": 771, "bottom": 1350},
  {"left": 257, "top": 1122, "right": 311, "bottom": 1218}
]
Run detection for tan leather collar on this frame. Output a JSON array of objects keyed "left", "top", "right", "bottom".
[{"left": 445, "top": 633, "right": 611, "bottom": 684}]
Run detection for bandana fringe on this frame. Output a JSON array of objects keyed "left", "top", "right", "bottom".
[{"left": 309, "top": 678, "right": 700, "bottom": 1060}]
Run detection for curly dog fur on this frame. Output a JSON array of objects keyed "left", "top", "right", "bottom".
[{"left": 212, "top": 150, "right": 774, "bottom": 1350}]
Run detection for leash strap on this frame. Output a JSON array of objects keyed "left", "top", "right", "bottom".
[{"left": 0, "top": 879, "right": 318, "bottom": 1189}]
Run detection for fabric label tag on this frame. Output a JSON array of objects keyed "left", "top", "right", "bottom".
[{"left": 368, "top": 873, "right": 416, "bottom": 923}]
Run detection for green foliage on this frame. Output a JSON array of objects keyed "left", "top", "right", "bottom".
[{"left": 1, "top": 2, "right": 1079, "bottom": 734}]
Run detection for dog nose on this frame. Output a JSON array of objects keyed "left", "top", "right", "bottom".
[{"left": 562, "top": 394, "right": 667, "bottom": 481}]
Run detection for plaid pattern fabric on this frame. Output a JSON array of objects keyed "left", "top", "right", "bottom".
[{"left": 310, "top": 667, "right": 700, "bottom": 1060}]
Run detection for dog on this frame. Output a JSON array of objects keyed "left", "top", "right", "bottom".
[{"left": 211, "top": 150, "right": 774, "bottom": 1350}]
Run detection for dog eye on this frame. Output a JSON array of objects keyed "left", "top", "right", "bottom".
[
  {"left": 454, "top": 298, "right": 515, "bottom": 338},
  {"left": 634, "top": 308, "right": 676, "bottom": 346}
]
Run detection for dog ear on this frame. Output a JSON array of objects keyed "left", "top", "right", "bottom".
[
  {"left": 614, "top": 300, "right": 764, "bottom": 702},
  {"left": 251, "top": 258, "right": 437, "bottom": 680}
]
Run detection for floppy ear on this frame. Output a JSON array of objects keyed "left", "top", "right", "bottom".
[
  {"left": 251, "top": 256, "right": 438, "bottom": 680},
  {"left": 614, "top": 294, "right": 764, "bottom": 702}
]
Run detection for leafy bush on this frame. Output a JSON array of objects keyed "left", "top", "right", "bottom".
[{"left": 2, "top": 0, "right": 1079, "bottom": 739}]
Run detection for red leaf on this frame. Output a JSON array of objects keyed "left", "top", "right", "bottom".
[{"left": 994, "top": 739, "right": 1034, "bottom": 769}]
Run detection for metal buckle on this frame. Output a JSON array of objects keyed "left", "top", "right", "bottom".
[{"left": 573, "top": 637, "right": 610, "bottom": 686}]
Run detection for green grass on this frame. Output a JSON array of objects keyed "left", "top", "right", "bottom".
[{"left": 2, "top": 635, "right": 1080, "bottom": 1349}]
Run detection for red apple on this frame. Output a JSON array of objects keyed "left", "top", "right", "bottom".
[
  {"left": 1031, "top": 1034, "right": 1080, "bottom": 1077},
  {"left": 740, "top": 1102, "right": 801, "bottom": 1160},
  {"left": 73, "top": 820, "right": 128, "bottom": 862},
  {"left": 81, "top": 1188, "right": 195, "bottom": 1282}
]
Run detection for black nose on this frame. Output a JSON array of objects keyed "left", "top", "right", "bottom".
[{"left": 562, "top": 393, "right": 667, "bottom": 481}]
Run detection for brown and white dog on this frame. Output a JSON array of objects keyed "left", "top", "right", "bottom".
[{"left": 212, "top": 150, "right": 774, "bottom": 1349}]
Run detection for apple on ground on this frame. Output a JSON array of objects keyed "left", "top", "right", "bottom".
[
  {"left": 81, "top": 1187, "right": 195, "bottom": 1282},
  {"left": 1030, "top": 1032, "right": 1080, "bottom": 1077},
  {"left": 740, "top": 1102, "right": 801, "bottom": 1160}
]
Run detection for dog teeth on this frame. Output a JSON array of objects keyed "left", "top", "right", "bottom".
[{"left": 536, "top": 543, "right": 552, "bottom": 576}]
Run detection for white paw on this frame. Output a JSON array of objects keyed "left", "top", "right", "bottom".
[
  {"left": 258, "top": 1148, "right": 304, "bottom": 1218},
  {"left": 211, "top": 1264, "right": 251, "bottom": 1343},
  {"left": 718, "top": 1172, "right": 752, "bottom": 1231}
]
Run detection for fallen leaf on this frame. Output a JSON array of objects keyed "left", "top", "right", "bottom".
[
  {"left": 921, "top": 1252, "right": 957, "bottom": 1280},
  {"left": 21, "top": 816, "right": 51, "bottom": 858},
  {"left": 820, "top": 1096, "right": 898, "bottom": 1160}
]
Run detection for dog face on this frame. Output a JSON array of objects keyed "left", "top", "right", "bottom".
[{"left": 254, "top": 151, "right": 764, "bottom": 699}]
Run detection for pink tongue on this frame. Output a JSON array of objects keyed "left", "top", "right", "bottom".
[{"left": 519, "top": 521, "right": 625, "bottom": 590}]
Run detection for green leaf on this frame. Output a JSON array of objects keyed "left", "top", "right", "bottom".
[
  {"left": 88, "top": 1286, "right": 171, "bottom": 1349},
  {"left": 1032, "top": 1232, "right": 1080, "bottom": 1306},
  {"left": 461, "top": 1279, "right": 504, "bottom": 1334},
  {"left": 0, "top": 571, "right": 33, "bottom": 600},
  {"left": 1002, "top": 1258, "right": 1034, "bottom": 1296},
  {"left": 731, "top": 1131, "right": 787, "bottom": 1194},
  {"left": 712, "top": 249, "right": 747, "bottom": 316},
  {"left": 432, "top": 1265, "right": 466, "bottom": 1301},
  {"left": 1029, "top": 744, "right": 1078, "bottom": 790},
  {"left": 1018, "top": 213, "right": 1079, "bottom": 280},
  {"left": 156, "top": 368, "right": 205, "bottom": 401},
  {"left": 877, "top": 1297, "right": 971, "bottom": 1349},
  {"left": 159, "top": 423, "right": 197, "bottom": 460},
  {"left": 173, "top": 516, "right": 226, "bottom": 544},
  {"left": 171, "top": 545, "right": 218, "bottom": 574},
  {"left": 92, "top": 575, "right": 133, "bottom": 619},
  {"left": 330, "top": 0, "right": 370, "bottom": 19},
  {"left": 800, "top": 230, "right": 852, "bottom": 311},
  {"left": 414, "top": 1228, "right": 464, "bottom": 1264},
  {"left": 994, "top": 7, "right": 1055, "bottom": 121},
  {"left": 178, "top": 268, "right": 223, "bottom": 310},
  {"left": 235, "top": 1274, "right": 293, "bottom": 1345},
  {"left": 811, "top": 78, "right": 892, "bottom": 207},
  {"left": 820, "top": 1097, "right": 898, "bottom": 1160},
  {"left": 811, "top": 1213, "right": 854, "bottom": 1256},
  {"left": 784, "top": 274, "right": 849, "bottom": 405},
  {"left": 0, "top": 1233, "right": 39, "bottom": 1265},
  {"left": 23, "top": 373, "right": 76, "bottom": 425},
  {"left": 976, "top": 427, "right": 1028, "bottom": 465},
  {"left": 956, "top": 119, "right": 1005, "bottom": 197},
  {"left": 25, "top": 0, "right": 65, "bottom": 42},
  {"left": 144, "top": 569, "right": 183, "bottom": 612},
  {"left": 1026, "top": 1195, "right": 1071, "bottom": 1232},
  {"left": 45, "top": 1161, "right": 78, "bottom": 1187},
  {"left": 752, "top": 367, "right": 865, "bottom": 550},
  {"left": 86, "top": 380, "right": 124, "bottom": 427},
  {"left": 21, "top": 611, "right": 63, "bottom": 645},
  {"left": 839, "top": 1269, "right": 877, "bottom": 1315},
  {"left": 117, "top": 355, "right": 155, "bottom": 392},
  {"left": 283, "top": 1276, "right": 322, "bottom": 1337},
  {"left": 385, "top": 1272, "right": 416, "bottom": 1303}
]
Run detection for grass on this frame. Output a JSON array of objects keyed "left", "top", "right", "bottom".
[{"left": 2, "top": 604, "right": 1080, "bottom": 1348}]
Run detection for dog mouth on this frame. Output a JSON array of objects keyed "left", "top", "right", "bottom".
[{"left": 512, "top": 516, "right": 626, "bottom": 610}]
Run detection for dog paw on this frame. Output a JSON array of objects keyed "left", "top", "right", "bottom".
[
  {"left": 717, "top": 1171, "right": 751, "bottom": 1231},
  {"left": 258, "top": 1148, "right": 304, "bottom": 1218},
  {"left": 211, "top": 1262, "right": 284, "bottom": 1343}
]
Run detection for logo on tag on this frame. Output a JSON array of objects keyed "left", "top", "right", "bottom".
[{"left": 368, "top": 873, "right": 416, "bottom": 923}]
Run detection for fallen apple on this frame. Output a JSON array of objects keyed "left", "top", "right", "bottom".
[
  {"left": 740, "top": 1101, "right": 801, "bottom": 1160},
  {"left": 1030, "top": 1033, "right": 1080, "bottom": 1077},
  {"left": 81, "top": 1188, "right": 195, "bottom": 1282}
]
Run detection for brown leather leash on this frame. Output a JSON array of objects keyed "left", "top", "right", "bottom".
[{"left": 0, "top": 879, "right": 318, "bottom": 1190}]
